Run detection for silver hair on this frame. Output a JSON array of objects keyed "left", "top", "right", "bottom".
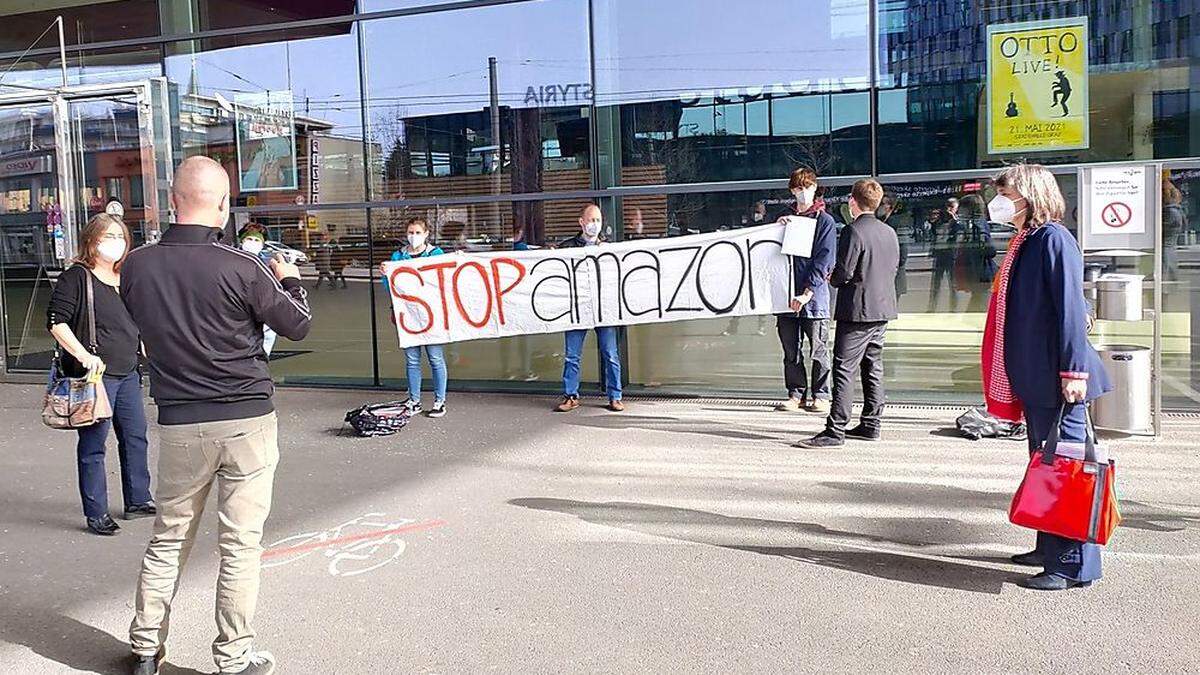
[{"left": 993, "top": 163, "right": 1065, "bottom": 228}]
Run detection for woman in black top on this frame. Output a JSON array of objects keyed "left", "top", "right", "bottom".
[{"left": 47, "top": 213, "right": 155, "bottom": 536}]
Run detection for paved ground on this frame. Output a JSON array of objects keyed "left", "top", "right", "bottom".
[{"left": 1, "top": 384, "right": 1198, "bottom": 674}]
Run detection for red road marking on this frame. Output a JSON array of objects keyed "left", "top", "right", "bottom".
[
  {"left": 1101, "top": 201, "right": 1132, "bottom": 228},
  {"left": 262, "top": 519, "right": 447, "bottom": 559}
]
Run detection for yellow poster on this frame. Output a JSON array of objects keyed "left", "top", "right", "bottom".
[{"left": 987, "top": 18, "right": 1089, "bottom": 154}]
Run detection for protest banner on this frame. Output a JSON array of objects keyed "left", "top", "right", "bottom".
[{"left": 383, "top": 224, "right": 794, "bottom": 348}]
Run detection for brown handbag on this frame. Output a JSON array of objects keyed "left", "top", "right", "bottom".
[{"left": 42, "top": 270, "right": 113, "bottom": 430}]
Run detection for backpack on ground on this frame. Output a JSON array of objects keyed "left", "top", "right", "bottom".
[
  {"left": 344, "top": 400, "right": 413, "bottom": 437},
  {"left": 955, "top": 407, "right": 1026, "bottom": 441}
]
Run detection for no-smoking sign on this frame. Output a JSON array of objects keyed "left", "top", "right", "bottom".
[
  {"left": 1101, "top": 201, "right": 1133, "bottom": 228},
  {"left": 1088, "top": 166, "right": 1146, "bottom": 237}
]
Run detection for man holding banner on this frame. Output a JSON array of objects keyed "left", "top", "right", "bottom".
[
  {"left": 774, "top": 168, "right": 837, "bottom": 414},
  {"left": 554, "top": 205, "right": 624, "bottom": 413}
]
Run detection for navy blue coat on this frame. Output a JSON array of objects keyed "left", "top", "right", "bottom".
[{"left": 1003, "top": 222, "right": 1113, "bottom": 408}]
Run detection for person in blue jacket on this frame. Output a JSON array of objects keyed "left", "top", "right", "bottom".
[
  {"left": 379, "top": 217, "right": 448, "bottom": 418},
  {"left": 774, "top": 168, "right": 838, "bottom": 414},
  {"left": 988, "top": 163, "right": 1113, "bottom": 591}
]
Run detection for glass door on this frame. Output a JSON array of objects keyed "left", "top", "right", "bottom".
[{"left": 0, "top": 80, "right": 169, "bottom": 376}]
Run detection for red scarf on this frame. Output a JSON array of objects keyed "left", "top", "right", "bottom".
[{"left": 982, "top": 226, "right": 1031, "bottom": 422}]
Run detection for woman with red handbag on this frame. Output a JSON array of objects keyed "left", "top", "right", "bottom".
[{"left": 982, "top": 164, "right": 1113, "bottom": 591}]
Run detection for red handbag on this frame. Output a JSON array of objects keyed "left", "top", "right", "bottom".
[{"left": 1008, "top": 405, "right": 1121, "bottom": 545}]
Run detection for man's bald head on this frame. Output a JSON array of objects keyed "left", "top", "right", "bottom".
[
  {"left": 578, "top": 203, "right": 603, "bottom": 241},
  {"left": 171, "top": 156, "right": 231, "bottom": 228}
]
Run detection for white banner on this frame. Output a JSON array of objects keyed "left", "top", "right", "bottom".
[{"left": 383, "top": 224, "right": 793, "bottom": 348}]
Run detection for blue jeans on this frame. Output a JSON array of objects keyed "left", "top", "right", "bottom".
[
  {"left": 405, "top": 344, "right": 447, "bottom": 403},
  {"left": 1024, "top": 403, "right": 1103, "bottom": 583},
  {"left": 563, "top": 327, "right": 622, "bottom": 400},
  {"left": 75, "top": 371, "right": 152, "bottom": 518}
]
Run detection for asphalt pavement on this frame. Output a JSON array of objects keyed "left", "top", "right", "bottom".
[{"left": 1, "top": 384, "right": 1198, "bottom": 673}]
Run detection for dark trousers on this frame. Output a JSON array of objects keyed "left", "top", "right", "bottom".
[
  {"left": 1024, "top": 404, "right": 1103, "bottom": 582},
  {"left": 75, "top": 371, "right": 152, "bottom": 518},
  {"left": 776, "top": 315, "right": 831, "bottom": 401},
  {"left": 826, "top": 321, "right": 888, "bottom": 436}
]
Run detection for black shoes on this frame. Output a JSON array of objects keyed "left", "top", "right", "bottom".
[
  {"left": 1018, "top": 572, "right": 1093, "bottom": 591},
  {"left": 794, "top": 431, "right": 844, "bottom": 448},
  {"left": 1010, "top": 550, "right": 1044, "bottom": 567},
  {"left": 124, "top": 502, "right": 157, "bottom": 520},
  {"left": 86, "top": 514, "right": 120, "bottom": 536},
  {"left": 845, "top": 425, "right": 881, "bottom": 442},
  {"left": 130, "top": 648, "right": 164, "bottom": 675}
]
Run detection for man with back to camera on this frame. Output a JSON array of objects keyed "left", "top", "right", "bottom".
[
  {"left": 120, "top": 156, "right": 311, "bottom": 675},
  {"left": 553, "top": 204, "right": 625, "bottom": 413},
  {"left": 796, "top": 178, "right": 899, "bottom": 449}
]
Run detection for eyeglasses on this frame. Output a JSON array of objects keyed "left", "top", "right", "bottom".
[{"left": 100, "top": 233, "right": 126, "bottom": 241}]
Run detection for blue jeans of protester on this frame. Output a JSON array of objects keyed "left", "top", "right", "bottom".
[
  {"left": 1024, "top": 403, "right": 1103, "bottom": 583},
  {"left": 75, "top": 371, "right": 152, "bottom": 518},
  {"left": 562, "top": 327, "right": 622, "bottom": 401},
  {"left": 405, "top": 344, "right": 447, "bottom": 403}
]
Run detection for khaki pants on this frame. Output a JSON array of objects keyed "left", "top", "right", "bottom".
[{"left": 129, "top": 412, "right": 278, "bottom": 673}]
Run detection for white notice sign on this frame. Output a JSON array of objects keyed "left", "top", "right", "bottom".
[
  {"left": 779, "top": 215, "right": 817, "bottom": 257},
  {"left": 1089, "top": 166, "right": 1146, "bottom": 236}
]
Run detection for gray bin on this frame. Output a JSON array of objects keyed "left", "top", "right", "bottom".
[
  {"left": 1096, "top": 274, "right": 1144, "bottom": 321},
  {"left": 1091, "top": 345, "right": 1152, "bottom": 434}
]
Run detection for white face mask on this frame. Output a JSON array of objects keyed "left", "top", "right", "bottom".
[
  {"left": 793, "top": 187, "right": 817, "bottom": 210},
  {"left": 408, "top": 232, "right": 428, "bottom": 249},
  {"left": 583, "top": 220, "right": 602, "bottom": 239},
  {"left": 97, "top": 239, "right": 126, "bottom": 262},
  {"left": 241, "top": 239, "right": 264, "bottom": 255},
  {"left": 988, "top": 195, "right": 1021, "bottom": 224}
]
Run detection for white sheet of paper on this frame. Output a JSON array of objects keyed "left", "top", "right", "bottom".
[{"left": 780, "top": 215, "right": 817, "bottom": 257}]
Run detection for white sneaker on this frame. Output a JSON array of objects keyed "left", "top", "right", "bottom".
[
  {"left": 428, "top": 401, "right": 446, "bottom": 418},
  {"left": 402, "top": 398, "right": 422, "bottom": 414},
  {"left": 225, "top": 649, "right": 275, "bottom": 675},
  {"left": 774, "top": 398, "right": 804, "bottom": 412}
]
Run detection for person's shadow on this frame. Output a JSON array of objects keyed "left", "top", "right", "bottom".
[
  {"left": 509, "top": 497, "right": 1022, "bottom": 595},
  {"left": 0, "top": 611, "right": 208, "bottom": 674}
]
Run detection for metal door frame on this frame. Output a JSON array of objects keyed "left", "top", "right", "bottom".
[{"left": 0, "top": 78, "right": 172, "bottom": 379}]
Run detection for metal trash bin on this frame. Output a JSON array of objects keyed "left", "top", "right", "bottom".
[
  {"left": 1096, "top": 273, "right": 1144, "bottom": 321},
  {"left": 1091, "top": 345, "right": 1152, "bottom": 434}
]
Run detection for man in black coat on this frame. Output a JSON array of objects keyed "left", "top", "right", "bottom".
[{"left": 796, "top": 178, "right": 899, "bottom": 448}]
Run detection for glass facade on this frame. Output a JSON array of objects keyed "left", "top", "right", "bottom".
[{"left": 0, "top": 0, "right": 1197, "bottom": 409}]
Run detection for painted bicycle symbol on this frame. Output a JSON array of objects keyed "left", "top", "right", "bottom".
[{"left": 262, "top": 512, "right": 444, "bottom": 577}]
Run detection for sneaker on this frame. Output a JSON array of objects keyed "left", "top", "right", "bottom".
[
  {"left": 428, "top": 401, "right": 446, "bottom": 418},
  {"left": 224, "top": 649, "right": 276, "bottom": 675},
  {"left": 124, "top": 501, "right": 157, "bottom": 520},
  {"left": 86, "top": 514, "right": 120, "bottom": 536},
  {"left": 793, "top": 431, "right": 844, "bottom": 449},
  {"left": 774, "top": 398, "right": 804, "bottom": 412},
  {"left": 130, "top": 648, "right": 164, "bottom": 675},
  {"left": 607, "top": 399, "right": 625, "bottom": 412},
  {"left": 805, "top": 399, "right": 832, "bottom": 414},
  {"left": 845, "top": 425, "right": 881, "bottom": 441},
  {"left": 555, "top": 396, "right": 580, "bottom": 413},
  {"left": 402, "top": 398, "right": 422, "bottom": 414}
]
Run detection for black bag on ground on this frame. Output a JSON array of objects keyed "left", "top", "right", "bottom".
[
  {"left": 344, "top": 400, "right": 413, "bottom": 437},
  {"left": 955, "top": 407, "right": 1026, "bottom": 441}
]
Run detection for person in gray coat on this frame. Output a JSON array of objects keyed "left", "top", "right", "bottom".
[{"left": 796, "top": 178, "right": 900, "bottom": 448}]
